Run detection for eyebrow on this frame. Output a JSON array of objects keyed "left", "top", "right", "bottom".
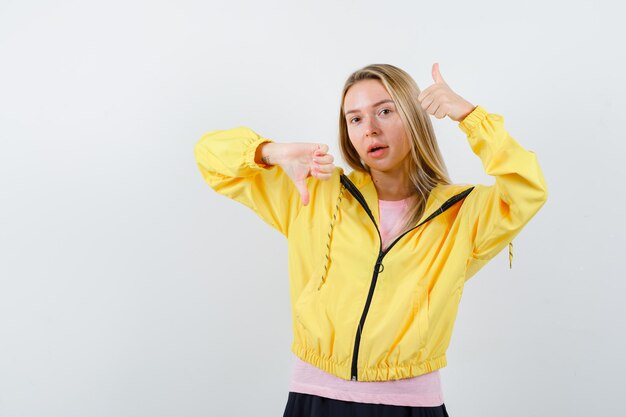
[{"left": 344, "top": 99, "right": 395, "bottom": 116}]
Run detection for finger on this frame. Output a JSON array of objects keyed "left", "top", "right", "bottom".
[
  {"left": 314, "top": 163, "right": 335, "bottom": 174},
  {"left": 434, "top": 104, "right": 448, "bottom": 119},
  {"left": 425, "top": 99, "right": 442, "bottom": 116},
  {"left": 316, "top": 144, "right": 329, "bottom": 155},
  {"left": 423, "top": 88, "right": 449, "bottom": 111},
  {"left": 313, "top": 154, "right": 334, "bottom": 164},
  {"left": 311, "top": 160, "right": 333, "bottom": 173},
  {"left": 316, "top": 172, "right": 332, "bottom": 181},
  {"left": 295, "top": 179, "right": 310, "bottom": 205},
  {"left": 417, "top": 86, "right": 433, "bottom": 102},
  {"left": 420, "top": 94, "right": 435, "bottom": 111},
  {"left": 432, "top": 62, "right": 446, "bottom": 84},
  {"left": 418, "top": 83, "right": 442, "bottom": 103},
  {"left": 313, "top": 168, "right": 333, "bottom": 180}
]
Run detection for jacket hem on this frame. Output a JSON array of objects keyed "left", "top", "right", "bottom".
[{"left": 291, "top": 341, "right": 448, "bottom": 382}]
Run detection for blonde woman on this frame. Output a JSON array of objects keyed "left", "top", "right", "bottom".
[{"left": 194, "top": 63, "right": 548, "bottom": 416}]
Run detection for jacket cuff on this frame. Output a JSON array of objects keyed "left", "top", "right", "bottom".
[
  {"left": 245, "top": 136, "right": 275, "bottom": 170},
  {"left": 458, "top": 105, "right": 489, "bottom": 135}
]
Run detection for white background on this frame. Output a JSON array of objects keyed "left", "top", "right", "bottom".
[{"left": 1, "top": 0, "right": 624, "bottom": 416}]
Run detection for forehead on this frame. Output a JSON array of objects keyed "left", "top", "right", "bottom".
[{"left": 343, "top": 79, "right": 393, "bottom": 109}]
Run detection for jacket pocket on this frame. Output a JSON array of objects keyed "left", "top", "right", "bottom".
[{"left": 294, "top": 273, "right": 319, "bottom": 331}]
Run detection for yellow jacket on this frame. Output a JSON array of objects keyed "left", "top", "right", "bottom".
[{"left": 193, "top": 105, "right": 548, "bottom": 382}]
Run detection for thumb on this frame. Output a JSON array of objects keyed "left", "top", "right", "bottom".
[
  {"left": 432, "top": 62, "right": 446, "bottom": 84},
  {"left": 315, "top": 143, "right": 329, "bottom": 155},
  {"left": 294, "top": 178, "right": 310, "bottom": 206}
]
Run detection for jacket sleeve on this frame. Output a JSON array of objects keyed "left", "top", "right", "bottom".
[
  {"left": 459, "top": 106, "right": 548, "bottom": 280},
  {"left": 193, "top": 126, "right": 304, "bottom": 237}
]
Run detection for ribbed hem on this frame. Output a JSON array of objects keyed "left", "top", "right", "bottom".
[{"left": 291, "top": 341, "right": 448, "bottom": 382}]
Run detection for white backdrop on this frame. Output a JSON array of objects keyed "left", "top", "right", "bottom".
[{"left": 1, "top": 1, "right": 624, "bottom": 416}]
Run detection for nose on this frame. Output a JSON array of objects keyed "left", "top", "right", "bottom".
[{"left": 364, "top": 116, "right": 379, "bottom": 137}]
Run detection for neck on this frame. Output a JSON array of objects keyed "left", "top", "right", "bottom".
[{"left": 370, "top": 168, "right": 415, "bottom": 201}]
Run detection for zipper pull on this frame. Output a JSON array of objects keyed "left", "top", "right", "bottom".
[{"left": 375, "top": 252, "right": 385, "bottom": 274}]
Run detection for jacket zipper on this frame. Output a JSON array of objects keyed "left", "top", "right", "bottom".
[{"left": 340, "top": 174, "right": 473, "bottom": 381}]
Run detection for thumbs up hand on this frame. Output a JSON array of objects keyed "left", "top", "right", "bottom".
[{"left": 417, "top": 63, "right": 476, "bottom": 122}]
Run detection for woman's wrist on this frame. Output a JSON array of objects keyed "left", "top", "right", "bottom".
[
  {"left": 456, "top": 102, "right": 477, "bottom": 122},
  {"left": 255, "top": 142, "right": 282, "bottom": 166}
]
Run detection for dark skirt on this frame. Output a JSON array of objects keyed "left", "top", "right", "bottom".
[{"left": 282, "top": 391, "right": 450, "bottom": 417}]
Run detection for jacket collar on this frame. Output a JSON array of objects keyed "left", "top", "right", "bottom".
[
  {"left": 317, "top": 168, "right": 476, "bottom": 290},
  {"left": 344, "top": 169, "right": 473, "bottom": 227}
]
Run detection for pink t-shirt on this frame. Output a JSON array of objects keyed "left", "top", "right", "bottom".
[{"left": 288, "top": 197, "right": 445, "bottom": 406}]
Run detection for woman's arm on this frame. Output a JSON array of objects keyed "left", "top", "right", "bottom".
[
  {"left": 417, "top": 63, "right": 548, "bottom": 279},
  {"left": 458, "top": 106, "right": 548, "bottom": 280},
  {"left": 193, "top": 127, "right": 303, "bottom": 237}
]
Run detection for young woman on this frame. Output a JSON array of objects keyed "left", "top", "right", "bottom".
[{"left": 194, "top": 63, "right": 548, "bottom": 417}]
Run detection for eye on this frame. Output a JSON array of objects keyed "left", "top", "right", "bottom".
[
  {"left": 379, "top": 108, "right": 391, "bottom": 115},
  {"left": 349, "top": 117, "right": 360, "bottom": 124}
]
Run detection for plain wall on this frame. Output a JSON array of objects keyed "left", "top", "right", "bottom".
[{"left": 1, "top": 0, "right": 624, "bottom": 416}]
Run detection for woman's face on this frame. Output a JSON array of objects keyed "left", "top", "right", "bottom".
[{"left": 343, "top": 79, "right": 411, "bottom": 176}]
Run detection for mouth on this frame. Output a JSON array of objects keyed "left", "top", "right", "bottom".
[
  {"left": 367, "top": 145, "right": 389, "bottom": 154},
  {"left": 368, "top": 145, "right": 389, "bottom": 158}
]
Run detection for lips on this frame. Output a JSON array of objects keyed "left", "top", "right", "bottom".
[{"left": 367, "top": 143, "right": 388, "bottom": 153}]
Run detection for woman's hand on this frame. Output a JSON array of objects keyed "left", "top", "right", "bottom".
[
  {"left": 417, "top": 63, "right": 476, "bottom": 122},
  {"left": 259, "top": 142, "right": 335, "bottom": 206}
]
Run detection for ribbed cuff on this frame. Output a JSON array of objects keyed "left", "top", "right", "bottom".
[
  {"left": 458, "top": 105, "right": 489, "bottom": 135},
  {"left": 244, "top": 136, "right": 275, "bottom": 170}
]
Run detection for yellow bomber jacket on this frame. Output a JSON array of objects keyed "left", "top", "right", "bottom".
[{"left": 193, "top": 105, "right": 548, "bottom": 382}]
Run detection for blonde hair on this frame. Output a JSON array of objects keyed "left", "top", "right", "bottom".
[{"left": 338, "top": 64, "right": 452, "bottom": 234}]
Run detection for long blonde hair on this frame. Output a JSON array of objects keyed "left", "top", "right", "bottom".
[{"left": 338, "top": 64, "right": 452, "bottom": 233}]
